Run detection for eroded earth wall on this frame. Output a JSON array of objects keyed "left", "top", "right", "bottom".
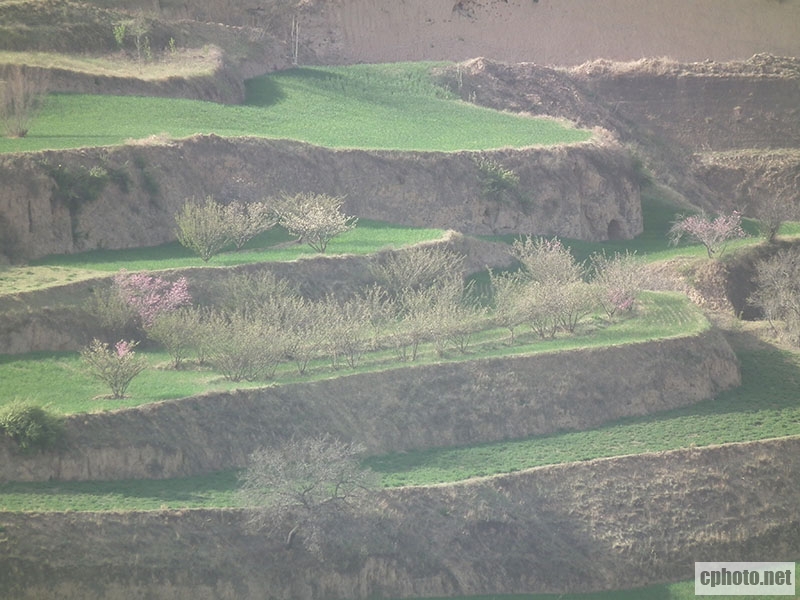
[
  {"left": 2, "top": 435, "right": 798, "bottom": 599},
  {"left": 0, "top": 134, "right": 641, "bottom": 262},
  {"left": 0, "top": 329, "right": 739, "bottom": 482},
  {"left": 159, "top": 0, "right": 800, "bottom": 66}
]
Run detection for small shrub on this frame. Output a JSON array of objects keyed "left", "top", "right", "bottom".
[
  {"left": 113, "top": 23, "right": 127, "bottom": 49},
  {"left": 476, "top": 157, "right": 519, "bottom": 202},
  {"left": 80, "top": 339, "right": 148, "bottom": 399},
  {"left": 0, "top": 401, "right": 63, "bottom": 452}
]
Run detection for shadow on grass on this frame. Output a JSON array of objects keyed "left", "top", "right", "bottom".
[
  {"left": 244, "top": 74, "right": 289, "bottom": 106},
  {"left": 0, "top": 470, "right": 242, "bottom": 508}
]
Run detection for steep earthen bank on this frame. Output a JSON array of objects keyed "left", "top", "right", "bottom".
[
  {"left": 690, "top": 149, "right": 800, "bottom": 215},
  {"left": 0, "top": 134, "right": 641, "bottom": 263},
  {"left": 159, "top": 0, "right": 800, "bottom": 66},
  {"left": 436, "top": 55, "right": 800, "bottom": 210},
  {"left": 0, "top": 329, "right": 739, "bottom": 482},
  {"left": 2, "top": 435, "right": 798, "bottom": 599}
]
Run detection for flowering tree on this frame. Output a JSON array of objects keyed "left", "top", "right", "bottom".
[
  {"left": 80, "top": 339, "right": 148, "bottom": 398},
  {"left": 276, "top": 192, "right": 357, "bottom": 253},
  {"left": 668, "top": 211, "right": 746, "bottom": 258},
  {"left": 589, "top": 250, "right": 645, "bottom": 318},
  {"left": 175, "top": 196, "right": 231, "bottom": 261},
  {"left": 113, "top": 270, "right": 192, "bottom": 327},
  {"left": 224, "top": 200, "right": 277, "bottom": 249}
]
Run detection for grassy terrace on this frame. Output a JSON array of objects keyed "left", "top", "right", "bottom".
[
  {"left": 1, "top": 291, "right": 707, "bottom": 415},
  {"left": 2, "top": 329, "right": 800, "bottom": 513},
  {"left": 0, "top": 49, "right": 220, "bottom": 80},
  {"left": 2, "top": 186, "right": 800, "bottom": 510},
  {"left": 0, "top": 219, "right": 445, "bottom": 296},
  {"left": 0, "top": 62, "right": 591, "bottom": 153}
]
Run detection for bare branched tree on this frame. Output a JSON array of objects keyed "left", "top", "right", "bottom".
[
  {"left": 372, "top": 245, "right": 465, "bottom": 299},
  {"left": 0, "top": 65, "right": 49, "bottom": 138},
  {"left": 238, "top": 434, "right": 378, "bottom": 553},
  {"left": 749, "top": 247, "right": 800, "bottom": 346}
]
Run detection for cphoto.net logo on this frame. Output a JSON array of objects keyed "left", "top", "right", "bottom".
[{"left": 695, "top": 562, "right": 795, "bottom": 596}]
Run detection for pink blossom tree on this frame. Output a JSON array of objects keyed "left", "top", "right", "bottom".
[
  {"left": 80, "top": 339, "right": 148, "bottom": 398},
  {"left": 668, "top": 211, "right": 746, "bottom": 258},
  {"left": 113, "top": 270, "right": 192, "bottom": 327}
]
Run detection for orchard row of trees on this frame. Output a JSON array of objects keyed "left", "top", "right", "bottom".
[
  {"left": 82, "top": 241, "right": 648, "bottom": 396},
  {"left": 174, "top": 192, "right": 357, "bottom": 260}
]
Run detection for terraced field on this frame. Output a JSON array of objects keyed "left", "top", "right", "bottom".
[
  {"left": 0, "top": 62, "right": 590, "bottom": 153},
  {"left": 0, "top": 37, "right": 799, "bottom": 599}
]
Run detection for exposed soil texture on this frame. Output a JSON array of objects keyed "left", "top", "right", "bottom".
[
  {"left": 1, "top": 2, "right": 799, "bottom": 598},
  {"left": 0, "top": 135, "right": 641, "bottom": 262},
  {"left": 2, "top": 435, "right": 799, "bottom": 599},
  {"left": 0, "top": 329, "right": 740, "bottom": 482}
]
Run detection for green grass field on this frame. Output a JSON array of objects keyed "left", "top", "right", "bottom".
[
  {"left": 0, "top": 62, "right": 590, "bottom": 154},
  {"left": 0, "top": 220, "right": 445, "bottom": 296},
  {"left": 1, "top": 331, "right": 797, "bottom": 514},
  {"left": 0, "top": 292, "right": 708, "bottom": 415}
]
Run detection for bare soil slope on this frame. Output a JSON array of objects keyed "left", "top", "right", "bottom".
[
  {"left": 299, "top": 0, "right": 800, "bottom": 66},
  {"left": 3, "top": 436, "right": 799, "bottom": 599}
]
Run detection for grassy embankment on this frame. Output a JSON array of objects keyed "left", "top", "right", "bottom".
[
  {"left": 0, "top": 62, "right": 590, "bottom": 154},
  {"left": 2, "top": 329, "right": 799, "bottom": 512},
  {"left": 0, "top": 290, "right": 708, "bottom": 415},
  {"left": 0, "top": 218, "right": 445, "bottom": 295}
]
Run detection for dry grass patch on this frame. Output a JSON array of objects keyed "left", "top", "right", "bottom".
[
  {"left": 0, "top": 265, "right": 106, "bottom": 296},
  {"left": 0, "top": 48, "right": 221, "bottom": 80}
]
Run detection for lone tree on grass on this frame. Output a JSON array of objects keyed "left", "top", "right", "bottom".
[
  {"left": 175, "top": 196, "right": 230, "bottom": 261},
  {"left": 276, "top": 192, "right": 357, "bottom": 253},
  {"left": 668, "top": 211, "right": 746, "bottom": 258},
  {"left": 80, "top": 339, "right": 147, "bottom": 399},
  {"left": 238, "top": 434, "right": 377, "bottom": 553}
]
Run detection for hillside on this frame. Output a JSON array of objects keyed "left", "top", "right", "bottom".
[{"left": 1, "top": 1, "right": 800, "bottom": 599}]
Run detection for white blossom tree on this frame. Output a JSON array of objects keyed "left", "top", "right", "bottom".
[{"left": 275, "top": 192, "right": 357, "bottom": 252}]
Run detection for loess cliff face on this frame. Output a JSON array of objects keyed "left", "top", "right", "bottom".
[{"left": 0, "top": 134, "right": 642, "bottom": 262}]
